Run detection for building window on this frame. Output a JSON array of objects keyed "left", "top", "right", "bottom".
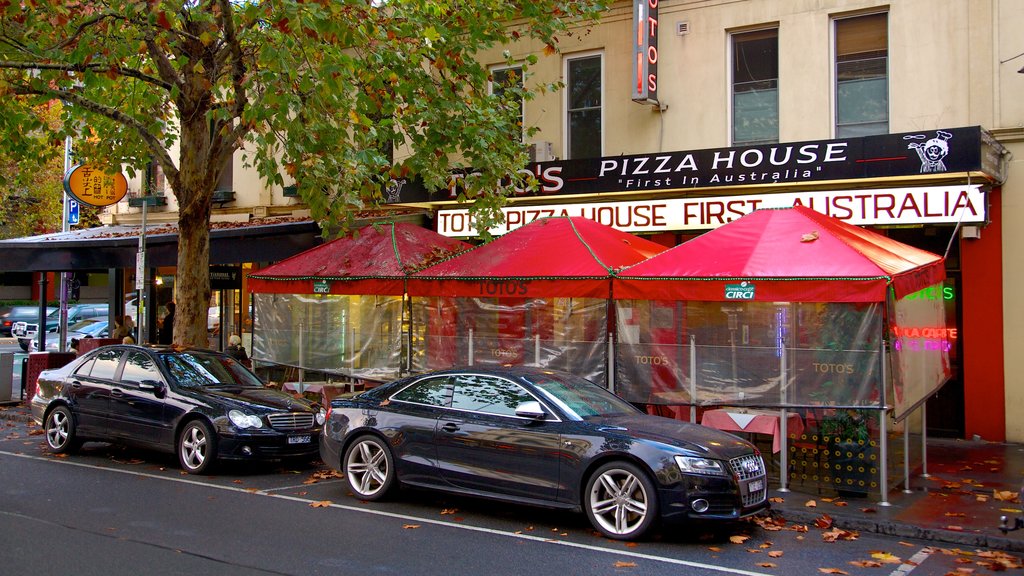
[
  {"left": 216, "top": 152, "right": 233, "bottom": 192},
  {"left": 490, "top": 65, "right": 524, "bottom": 141},
  {"left": 731, "top": 28, "right": 779, "bottom": 145},
  {"left": 565, "top": 53, "right": 602, "bottom": 159},
  {"left": 145, "top": 159, "right": 165, "bottom": 196},
  {"left": 835, "top": 12, "right": 888, "bottom": 137}
]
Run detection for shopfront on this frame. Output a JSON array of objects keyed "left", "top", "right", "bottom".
[{"left": 385, "top": 125, "right": 1009, "bottom": 441}]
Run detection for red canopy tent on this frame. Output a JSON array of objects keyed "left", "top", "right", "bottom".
[
  {"left": 610, "top": 206, "right": 952, "bottom": 498},
  {"left": 614, "top": 205, "right": 945, "bottom": 302},
  {"left": 245, "top": 222, "right": 470, "bottom": 384},
  {"left": 406, "top": 216, "right": 667, "bottom": 380},
  {"left": 248, "top": 221, "right": 471, "bottom": 295},
  {"left": 407, "top": 216, "right": 667, "bottom": 298}
]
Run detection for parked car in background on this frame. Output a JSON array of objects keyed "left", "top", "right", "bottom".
[
  {"left": 32, "top": 345, "right": 325, "bottom": 474},
  {"left": 31, "top": 318, "right": 109, "bottom": 352},
  {"left": 320, "top": 366, "right": 768, "bottom": 541},
  {"left": 1, "top": 306, "right": 55, "bottom": 337},
  {"left": 13, "top": 303, "right": 108, "bottom": 350}
]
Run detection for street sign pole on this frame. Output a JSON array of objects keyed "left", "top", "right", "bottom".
[
  {"left": 136, "top": 200, "right": 148, "bottom": 345},
  {"left": 57, "top": 135, "right": 74, "bottom": 353}
]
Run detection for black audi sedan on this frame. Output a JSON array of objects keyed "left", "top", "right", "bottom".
[
  {"left": 31, "top": 344, "right": 325, "bottom": 474},
  {"left": 320, "top": 366, "right": 768, "bottom": 540}
]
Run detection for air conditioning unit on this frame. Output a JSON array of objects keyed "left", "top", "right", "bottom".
[
  {"left": 528, "top": 141, "right": 555, "bottom": 163},
  {"left": 961, "top": 225, "right": 982, "bottom": 240}
]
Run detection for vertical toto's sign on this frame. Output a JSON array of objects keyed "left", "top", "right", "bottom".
[{"left": 632, "top": 0, "right": 658, "bottom": 104}]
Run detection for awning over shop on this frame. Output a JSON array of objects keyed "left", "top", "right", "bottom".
[
  {"left": 407, "top": 216, "right": 668, "bottom": 298},
  {"left": 0, "top": 217, "right": 323, "bottom": 272},
  {"left": 614, "top": 206, "right": 946, "bottom": 302},
  {"left": 247, "top": 221, "right": 471, "bottom": 295}
]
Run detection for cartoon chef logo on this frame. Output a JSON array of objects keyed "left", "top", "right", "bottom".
[
  {"left": 905, "top": 130, "right": 953, "bottom": 173},
  {"left": 384, "top": 178, "right": 406, "bottom": 203}
]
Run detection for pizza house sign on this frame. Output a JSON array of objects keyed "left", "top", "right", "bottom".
[{"left": 386, "top": 127, "right": 1005, "bottom": 206}]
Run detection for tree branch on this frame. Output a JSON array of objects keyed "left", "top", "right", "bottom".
[
  {"left": 0, "top": 60, "right": 173, "bottom": 92},
  {"left": 10, "top": 85, "right": 180, "bottom": 187}
]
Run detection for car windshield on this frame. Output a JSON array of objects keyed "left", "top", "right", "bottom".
[
  {"left": 162, "top": 351, "right": 263, "bottom": 389},
  {"left": 525, "top": 371, "right": 641, "bottom": 420}
]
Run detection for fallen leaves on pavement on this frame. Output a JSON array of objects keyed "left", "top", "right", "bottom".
[{"left": 309, "top": 500, "right": 332, "bottom": 508}]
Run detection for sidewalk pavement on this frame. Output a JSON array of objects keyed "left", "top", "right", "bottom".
[
  {"left": 2, "top": 401, "right": 1023, "bottom": 552},
  {"left": 765, "top": 437, "right": 1024, "bottom": 552}
]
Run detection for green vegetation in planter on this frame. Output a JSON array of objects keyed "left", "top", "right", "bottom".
[
  {"left": 820, "top": 408, "right": 876, "bottom": 497},
  {"left": 820, "top": 408, "right": 871, "bottom": 444}
]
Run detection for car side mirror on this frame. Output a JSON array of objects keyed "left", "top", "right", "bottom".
[
  {"left": 515, "top": 400, "right": 547, "bottom": 420},
  {"left": 139, "top": 380, "right": 167, "bottom": 399}
]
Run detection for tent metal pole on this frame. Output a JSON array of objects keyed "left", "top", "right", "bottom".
[
  {"left": 921, "top": 408, "right": 930, "bottom": 478},
  {"left": 879, "top": 338, "right": 891, "bottom": 506},
  {"left": 903, "top": 417, "right": 912, "bottom": 493},
  {"left": 297, "top": 322, "right": 305, "bottom": 394},
  {"left": 779, "top": 338, "right": 789, "bottom": 492},
  {"left": 689, "top": 335, "right": 697, "bottom": 423},
  {"left": 607, "top": 332, "right": 615, "bottom": 391}
]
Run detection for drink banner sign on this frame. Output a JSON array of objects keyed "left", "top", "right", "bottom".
[{"left": 725, "top": 282, "right": 756, "bottom": 300}]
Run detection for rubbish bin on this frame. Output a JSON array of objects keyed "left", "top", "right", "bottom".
[{"left": 0, "top": 352, "right": 12, "bottom": 402}]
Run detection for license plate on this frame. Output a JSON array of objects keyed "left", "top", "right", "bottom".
[
  {"left": 288, "top": 435, "right": 311, "bottom": 444},
  {"left": 747, "top": 479, "right": 764, "bottom": 492}
]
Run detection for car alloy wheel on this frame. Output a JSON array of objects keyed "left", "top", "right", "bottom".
[
  {"left": 178, "top": 420, "right": 217, "bottom": 474},
  {"left": 343, "top": 435, "right": 395, "bottom": 501},
  {"left": 585, "top": 462, "right": 658, "bottom": 540},
  {"left": 45, "top": 406, "right": 80, "bottom": 454}
]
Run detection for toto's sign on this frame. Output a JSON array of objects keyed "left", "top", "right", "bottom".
[{"left": 632, "top": 0, "right": 659, "bottom": 104}]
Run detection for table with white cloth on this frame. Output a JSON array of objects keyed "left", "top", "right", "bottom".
[{"left": 700, "top": 408, "right": 805, "bottom": 454}]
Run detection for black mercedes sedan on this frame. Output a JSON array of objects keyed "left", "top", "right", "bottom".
[
  {"left": 320, "top": 366, "right": 768, "bottom": 540},
  {"left": 31, "top": 344, "right": 325, "bottom": 474}
]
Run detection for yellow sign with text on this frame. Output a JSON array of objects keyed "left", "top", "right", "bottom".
[{"left": 63, "top": 164, "right": 128, "bottom": 207}]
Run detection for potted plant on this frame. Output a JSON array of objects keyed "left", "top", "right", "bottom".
[{"left": 820, "top": 409, "right": 876, "bottom": 497}]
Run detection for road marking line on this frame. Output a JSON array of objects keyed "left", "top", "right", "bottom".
[
  {"left": 263, "top": 478, "right": 348, "bottom": 493},
  {"left": 888, "top": 547, "right": 934, "bottom": 576},
  {"left": 1, "top": 450, "right": 773, "bottom": 576}
]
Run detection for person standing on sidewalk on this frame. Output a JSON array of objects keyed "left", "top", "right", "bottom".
[{"left": 158, "top": 302, "right": 175, "bottom": 345}]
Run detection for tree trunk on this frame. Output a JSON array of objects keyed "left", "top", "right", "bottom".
[
  {"left": 174, "top": 203, "right": 212, "bottom": 347},
  {"left": 172, "top": 115, "right": 214, "bottom": 347}
]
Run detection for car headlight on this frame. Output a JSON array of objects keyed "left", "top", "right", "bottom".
[
  {"left": 316, "top": 408, "right": 326, "bottom": 426},
  {"left": 228, "top": 409, "right": 263, "bottom": 429},
  {"left": 674, "top": 455, "right": 727, "bottom": 476}
]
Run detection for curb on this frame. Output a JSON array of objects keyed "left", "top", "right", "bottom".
[{"left": 776, "top": 506, "right": 1024, "bottom": 553}]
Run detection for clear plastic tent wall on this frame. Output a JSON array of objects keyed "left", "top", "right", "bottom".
[
  {"left": 614, "top": 300, "right": 884, "bottom": 408},
  {"left": 253, "top": 293, "right": 404, "bottom": 382},
  {"left": 889, "top": 282, "right": 953, "bottom": 420},
  {"left": 411, "top": 296, "right": 609, "bottom": 385}
]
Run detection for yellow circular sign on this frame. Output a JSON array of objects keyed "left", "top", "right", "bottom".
[{"left": 63, "top": 164, "right": 128, "bottom": 207}]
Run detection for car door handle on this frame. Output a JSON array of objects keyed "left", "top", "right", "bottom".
[
  {"left": 111, "top": 389, "right": 125, "bottom": 398},
  {"left": 71, "top": 381, "right": 82, "bottom": 388},
  {"left": 441, "top": 422, "right": 460, "bottom": 433}
]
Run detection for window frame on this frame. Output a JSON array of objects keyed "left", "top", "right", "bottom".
[
  {"left": 562, "top": 51, "right": 604, "bottom": 160},
  {"left": 729, "top": 26, "right": 780, "bottom": 146},
  {"left": 489, "top": 63, "right": 526, "bottom": 143},
  {"left": 832, "top": 11, "right": 889, "bottom": 138}
]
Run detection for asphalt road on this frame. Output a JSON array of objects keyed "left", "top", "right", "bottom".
[{"left": 1, "top": 422, "right": 1019, "bottom": 575}]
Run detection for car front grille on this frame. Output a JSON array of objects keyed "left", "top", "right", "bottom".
[
  {"left": 729, "top": 453, "right": 765, "bottom": 480},
  {"left": 267, "top": 412, "right": 315, "bottom": 431},
  {"left": 729, "top": 453, "right": 767, "bottom": 507}
]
